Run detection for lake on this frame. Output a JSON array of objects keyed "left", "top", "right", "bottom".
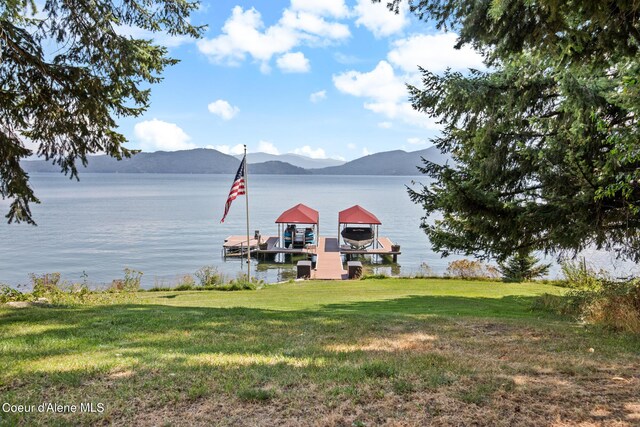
[
  {"left": 0, "top": 173, "right": 635, "bottom": 287},
  {"left": 0, "top": 173, "right": 434, "bottom": 287}
]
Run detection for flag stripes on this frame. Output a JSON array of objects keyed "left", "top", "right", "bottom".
[{"left": 220, "top": 156, "right": 246, "bottom": 223}]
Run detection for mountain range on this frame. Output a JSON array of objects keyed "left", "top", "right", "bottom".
[
  {"left": 234, "top": 152, "right": 345, "bottom": 169},
  {"left": 21, "top": 147, "right": 447, "bottom": 176}
]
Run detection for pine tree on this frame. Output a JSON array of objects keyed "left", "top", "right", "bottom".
[
  {"left": 1, "top": 0, "right": 203, "bottom": 224},
  {"left": 383, "top": 0, "right": 640, "bottom": 262},
  {"left": 499, "top": 253, "right": 551, "bottom": 282}
]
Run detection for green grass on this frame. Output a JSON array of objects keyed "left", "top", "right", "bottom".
[
  {"left": 0, "top": 278, "right": 638, "bottom": 426},
  {"left": 139, "top": 278, "right": 563, "bottom": 314}
]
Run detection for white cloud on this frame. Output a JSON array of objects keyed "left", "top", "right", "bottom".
[
  {"left": 331, "top": 32, "right": 482, "bottom": 128},
  {"left": 292, "top": 145, "right": 327, "bottom": 159},
  {"left": 134, "top": 119, "right": 195, "bottom": 152},
  {"left": 310, "top": 90, "right": 327, "bottom": 103},
  {"left": 197, "top": 5, "right": 349, "bottom": 71},
  {"left": 362, "top": 147, "right": 372, "bottom": 156},
  {"left": 388, "top": 32, "right": 485, "bottom": 73},
  {"left": 353, "top": 0, "right": 408, "bottom": 38},
  {"left": 211, "top": 144, "right": 245, "bottom": 155},
  {"left": 257, "top": 140, "right": 280, "bottom": 155},
  {"left": 333, "top": 60, "right": 406, "bottom": 102},
  {"left": 208, "top": 99, "right": 240, "bottom": 120},
  {"left": 407, "top": 137, "right": 428, "bottom": 145},
  {"left": 280, "top": 10, "right": 350, "bottom": 41},
  {"left": 290, "top": 0, "right": 349, "bottom": 18},
  {"left": 333, "top": 60, "right": 440, "bottom": 129},
  {"left": 277, "top": 51, "right": 311, "bottom": 73},
  {"left": 197, "top": 7, "right": 297, "bottom": 66},
  {"left": 347, "top": 143, "right": 356, "bottom": 149}
]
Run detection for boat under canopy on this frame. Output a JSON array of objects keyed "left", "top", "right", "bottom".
[
  {"left": 341, "top": 227, "right": 374, "bottom": 249},
  {"left": 284, "top": 225, "right": 315, "bottom": 248},
  {"left": 338, "top": 205, "right": 381, "bottom": 250},
  {"left": 276, "top": 203, "right": 319, "bottom": 248}
]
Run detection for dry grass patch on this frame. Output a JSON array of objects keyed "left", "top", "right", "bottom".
[
  {"left": 0, "top": 280, "right": 638, "bottom": 426},
  {"left": 326, "top": 332, "right": 437, "bottom": 353}
]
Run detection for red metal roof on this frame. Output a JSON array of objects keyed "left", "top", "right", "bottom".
[
  {"left": 275, "top": 203, "right": 319, "bottom": 224},
  {"left": 338, "top": 205, "right": 381, "bottom": 225}
]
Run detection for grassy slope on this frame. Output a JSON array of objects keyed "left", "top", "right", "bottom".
[{"left": 0, "top": 279, "right": 638, "bottom": 426}]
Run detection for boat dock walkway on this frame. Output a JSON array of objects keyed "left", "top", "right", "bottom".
[{"left": 313, "top": 237, "right": 347, "bottom": 280}]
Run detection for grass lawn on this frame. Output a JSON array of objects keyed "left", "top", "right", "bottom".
[{"left": 0, "top": 278, "right": 639, "bottom": 426}]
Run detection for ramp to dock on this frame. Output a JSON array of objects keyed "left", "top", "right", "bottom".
[{"left": 313, "top": 237, "right": 347, "bottom": 280}]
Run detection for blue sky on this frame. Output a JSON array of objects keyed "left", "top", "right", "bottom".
[{"left": 118, "top": 0, "right": 484, "bottom": 160}]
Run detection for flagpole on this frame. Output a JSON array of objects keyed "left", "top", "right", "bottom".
[{"left": 244, "top": 145, "right": 251, "bottom": 281}]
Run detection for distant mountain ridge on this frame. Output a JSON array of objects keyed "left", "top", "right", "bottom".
[
  {"left": 22, "top": 147, "right": 448, "bottom": 176},
  {"left": 308, "top": 146, "right": 448, "bottom": 176},
  {"left": 235, "top": 152, "right": 345, "bottom": 169}
]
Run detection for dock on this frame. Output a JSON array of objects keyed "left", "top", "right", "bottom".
[
  {"left": 222, "top": 234, "right": 400, "bottom": 280},
  {"left": 223, "top": 235, "right": 315, "bottom": 256},
  {"left": 313, "top": 237, "right": 347, "bottom": 280},
  {"left": 340, "top": 237, "right": 401, "bottom": 261},
  {"left": 222, "top": 235, "right": 259, "bottom": 256}
]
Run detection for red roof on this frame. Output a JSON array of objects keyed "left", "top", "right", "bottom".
[
  {"left": 338, "top": 205, "right": 381, "bottom": 225},
  {"left": 275, "top": 203, "right": 319, "bottom": 224}
]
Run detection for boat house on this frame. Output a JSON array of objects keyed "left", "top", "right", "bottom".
[
  {"left": 338, "top": 205, "right": 381, "bottom": 250},
  {"left": 276, "top": 203, "right": 319, "bottom": 249}
]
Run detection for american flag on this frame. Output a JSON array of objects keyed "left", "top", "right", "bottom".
[{"left": 220, "top": 156, "right": 246, "bottom": 223}]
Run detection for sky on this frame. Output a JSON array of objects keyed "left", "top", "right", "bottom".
[{"left": 117, "top": 0, "right": 485, "bottom": 161}]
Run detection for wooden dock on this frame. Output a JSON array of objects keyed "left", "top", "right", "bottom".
[
  {"left": 340, "top": 237, "right": 401, "bottom": 261},
  {"left": 313, "top": 237, "right": 347, "bottom": 280},
  {"left": 223, "top": 235, "right": 314, "bottom": 256},
  {"left": 223, "top": 234, "right": 400, "bottom": 279}
]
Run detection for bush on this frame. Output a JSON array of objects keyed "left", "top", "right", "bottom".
[
  {"left": 195, "top": 266, "right": 224, "bottom": 287},
  {"left": 174, "top": 274, "right": 196, "bottom": 291},
  {"left": 30, "top": 272, "right": 62, "bottom": 295},
  {"left": 146, "top": 272, "right": 256, "bottom": 292},
  {"left": 0, "top": 285, "right": 28, "bottom": 303},
  {"left": 561, "top": 259, "right": 603, "bottom": 289},
  {"left": 414, "top": 262, "right": 434, "bottom": 278},
  {"left": 222, "top": 274, "right": 263, "bottom": 291},
  {"left": 1, "top": 273, "right": 137, "bottom": 306},
  {"left": 582, "top": 279, "right": 640, "bottom": 333},
  {"left": 446, "top": 259, "right": 499, "bottom": 279},
  {"left": 110, "top": 268, "right": 143, "bottom": 292},
  {"left": 531, "top": 293, "right": 582, "bottom": 316},
  {"left": 535, "top": 262, "right": 640, "bottom": 333}
]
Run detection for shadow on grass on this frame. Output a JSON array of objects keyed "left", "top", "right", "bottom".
[
  {"left": 0, "top": 295, "right": 552, "bottom": 366},
  {"left": 1, "top": 295, "right": 639, "bottom": 425},
  {"left": 0, "top": 294, "right": 564, "bottom": 370}
]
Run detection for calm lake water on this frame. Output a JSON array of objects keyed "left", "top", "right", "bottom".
[{"left": 0, "top": 173, "right": 636, "bottom": 287}]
